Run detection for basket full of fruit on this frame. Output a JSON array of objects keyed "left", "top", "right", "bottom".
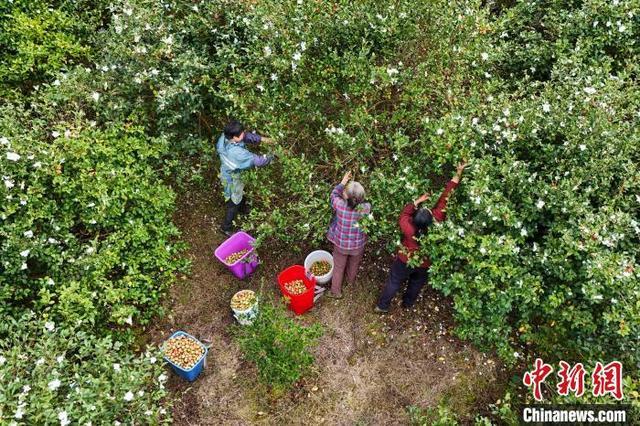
[
  {"left": 162, "top": 331, "right": 208, "bottom": 381},
  {"left": 214, "top": 231, "right": 259, "bottom": 280},
  {"left": 230, "top": 289, "right": 258, "bottom": 325},
  {"left": 304, "top": 250, "right": 334, "bottom": 284},
  {"left": 277, "top": 265, "right": 316, "bottom": 315}
]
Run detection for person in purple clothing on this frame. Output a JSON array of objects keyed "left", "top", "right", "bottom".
[
  {"left": 326, "top": 171, "right": 371, "bottom": 299},
  {"left": 217, "top": 120, "right": 274, "bottom": 236}
]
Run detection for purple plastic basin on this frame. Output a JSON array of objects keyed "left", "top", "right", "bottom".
[{"left": 214, "top": 231, "right": 259, "bottom": 279}]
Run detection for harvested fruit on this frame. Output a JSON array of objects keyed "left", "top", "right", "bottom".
[
  {"left": 231, "top": 290, "right": 257, "bottom": 311},
  {"left": 284, "top": 279, "right": 308, "bottom": 295},
  {"left": 225, "top": 249, "right": 249, "bottom": 265},
  {"left": 164, "top": 335, "right": 204, "bottom": 370},
  {"left": 310, "top": 260, "right": 331, "bottom": 276}
]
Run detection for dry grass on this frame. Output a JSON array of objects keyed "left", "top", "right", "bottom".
[{"left": 144, "top": 184, "right": 507, "bottom": 425}]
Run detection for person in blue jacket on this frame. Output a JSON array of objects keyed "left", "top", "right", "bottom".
[{"left": 217, "top": 120, "right": 274, "bottom": 236}]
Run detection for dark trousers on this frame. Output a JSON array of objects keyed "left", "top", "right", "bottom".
[
  {"left": 222, "top": 198, "right": 249, "bottom": 232},
  {"left": 377, "top": 258, "right": 429, "bottom": 310}
]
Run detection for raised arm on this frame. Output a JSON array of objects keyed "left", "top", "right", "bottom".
[
  {"left": 330, "top": 171, "right": 352, "bottom": 210},
  {"left": 330, "top": 184, "right": 345, "bottom": 210},
  {"left": 431, "top": 161, "right": 467, "bottom": 221}
]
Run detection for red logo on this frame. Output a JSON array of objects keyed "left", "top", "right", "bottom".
[
  {"left": 592, "top": 361, "right": 624, "bottom": 400},
  {"left": 557, "top": 361, "right": 586, "bottom": 397},
  {"left": 523, "top": 358, "right": 554, "bottom": 401},
  {"left": 523, "top": 359, "right": 624, "bottom": 401}
]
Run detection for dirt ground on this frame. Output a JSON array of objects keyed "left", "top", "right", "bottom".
[{"left": 146, "top": 184, "right": 507, "bottom": 425}]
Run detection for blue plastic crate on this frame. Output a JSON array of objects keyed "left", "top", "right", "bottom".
[{"left": 162, "top": 331, "right": 207, "bottom": 382}]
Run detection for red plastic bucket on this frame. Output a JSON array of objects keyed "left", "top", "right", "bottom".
[{"left": 277, "top": 265, "right": 316, "bottom": 315}]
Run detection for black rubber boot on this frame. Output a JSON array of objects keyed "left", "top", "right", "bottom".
[
  {"left": 238, "top": 198, "right": 251, "bottom": 215},
  {"left": 221, "top": 200, "right": 240, "bottom": 235}
]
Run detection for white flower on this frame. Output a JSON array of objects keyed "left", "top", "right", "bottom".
[
  {"left": 270, "top": 73, "right": 278, "bottom": 81},
  {"left": 514, "top": 351, "right": 521, "bottom": 358},
  {"left": 292, "top": 51, "right": 302, "bottom": 61},
  {"left": 149, "top": 356, "right": 157, "bottom": 364},
  {"left": 291, "top": 61, "right": 297, "bottom": 71},
  {"left": 137, "top": 390, "right": 145, "bottom": 397},
  {"left": 35, "top": 358, "right": 45, "bottom": 366},
  {"left": 479, "top": 247, "right": 487, "bottom": 255},
  {"left": 579, "top": 144, "right": 587, "bottom": 151},
  {"left": 21, "top": 262, "right": 27, "bottom": 270},
  {"left": 125, "top": 316, "right": 133, "bottom": 325},
  {"left": 45, "top": 321, "right": 55, "bottom": 332},
  {"left": 123, "top": 7, "right": 133, "bottom": 16},
  {"left": 56, "top": 355, "right": 64, "bottom": 363},
  {"left": 386, "top": 67, "right": 399, "bottom": 76},
  {"left": 124, "top": 391, "right": 134, "bottom": 401},
  {"left": 263, "top": 46, "right": 272, "bottom": 57},
  {"left": 113, "top": 363, "right": 121, "bottom": 372},
  {"left": 158, "top": 373, "right": 168, "bottom": 382},
  {"left": 4, "top": 178, "right": 14, "bottom": 189},
  {"left": 22, "top": 385, "right": 31, "bottom": 394},
  {"left": 583, "top": 87, "right": 596, "bottom": 95},
  {"left": 85, "top": 246, "right": 95, "bottom": 254},
  {"left": 481, "top": 52, "right": 489, "bottom": 61},
  {"left": 0, "top": 355, "right": 5, "bottom": 365},
  {"left": 20, "top": 249, "right": 30, "bottom": 257},
  {"left": 23, "top": 230, "right": 33, "bottom": 238},
  {"left": 520, "top": 228, "right": 528, "bottom": 237},
  {"left": 145, "top": 410, "right": 153, "bottom": 416},
  {"left": 536, "top": 199, "right": 545, "bottom": 209},
  {"left": 6, "top": 152, "right": 20, "bottom": 161},
  {"left": 48, "top": 379, "right": 61, "bottom": 391},
  {"left": 52, "top": 131, "right": 61, "bottom": 139},
  {"left": 58, "top": 410, "right": 70, "bottom": 426},
  {"left": 256, "top": 84, "right": 265, "bottom": 92},
  {"left": 299, "top": 41, "right": 306, "bottom": 51},
  {"left": 542, "top": 103, "right": 551, "bottom": 113},
  {"left": 162, "top": 35, "right": 174, "bottom": 45},
  {"left": 91, "top": 92, "right": 100, "bottom": 101},
  {"left": 436, "top": 128, "right": 444, "bottom": 135},
  {"left": 14, "top": 406, "right": 25, "bottom": 419}
]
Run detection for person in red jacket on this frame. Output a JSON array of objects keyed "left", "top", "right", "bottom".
[{"left": 375, "top": 161, "right": 468, "bottom": 313}]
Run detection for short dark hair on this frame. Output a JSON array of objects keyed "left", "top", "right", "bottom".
[
  {"left": 413, "top": 208, "right": 433, "bottom": 237},
  {"left": 224, "top": 120, "right": 245, "bottom": 139}
]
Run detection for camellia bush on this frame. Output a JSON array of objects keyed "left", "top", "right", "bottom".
[
  {"left": 0, "top": 312, "right": 170, "bottom": 425},
  {"left": 0, "top": 118, "right": 185, "bottom": 328}
]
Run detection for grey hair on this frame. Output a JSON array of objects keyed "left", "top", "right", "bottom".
[{"left": 345, "top": 181, "right": 365, "bottom": 209}]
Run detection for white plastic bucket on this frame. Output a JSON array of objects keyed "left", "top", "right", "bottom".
[
  {"left": 231, "top": 290, "right": 258, "bottom": 325},
  {"left": 304, "top": 250, "right": 334, "bottom": 285}
]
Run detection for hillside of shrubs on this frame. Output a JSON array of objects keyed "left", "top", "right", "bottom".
[{"left": 1, "top": 0, "right": 638, "bottom": 423}]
